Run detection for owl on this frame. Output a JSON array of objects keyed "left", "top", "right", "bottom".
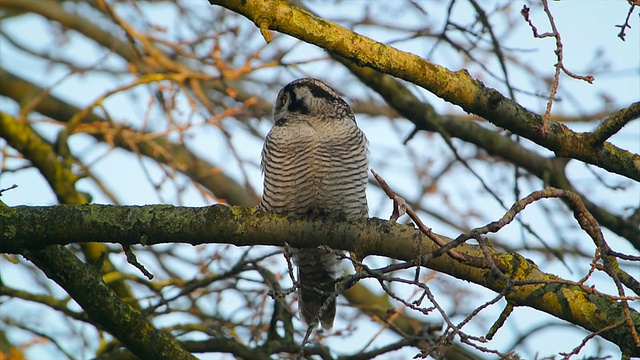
[{"left": 259, "top": 78, "right": 369, "bottom": 330}]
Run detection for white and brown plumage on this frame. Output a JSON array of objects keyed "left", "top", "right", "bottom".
[{"left": 259, "top": 78, "right": 368, "bottom": 330}]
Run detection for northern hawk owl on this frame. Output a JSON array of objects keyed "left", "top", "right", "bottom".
[{"left": 259, "top": 78, "right": 369, "bottom": 330}]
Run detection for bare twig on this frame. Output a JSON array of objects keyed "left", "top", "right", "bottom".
[
  {"left": 462, "top": 186, "right": 640, "bottom": 348},
  {"left": 521, "top": 2, "right": 595, "bottom": 134},
  {"left": 0, "top": 184, "right": 18, "bottom": 196},
  {"left": 124, "top": 245, "right": 154, "bottom": 280},
  {"left": 559, "top": 320, "right": 626, "bottom": 359},
  {"left": 486, "top": 303, "right": 513, "bottom": 340},
  {"left": 370, "top": 169, "right": 471, "bottom": 265},
  {"left": 615, "top": 2, "right": 638, "bottom": 41}
]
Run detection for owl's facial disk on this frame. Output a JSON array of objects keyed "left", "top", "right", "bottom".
[{"left": 273, "top": 78, "right": 351, "bottom": 124}]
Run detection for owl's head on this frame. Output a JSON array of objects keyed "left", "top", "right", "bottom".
[{"left": 273, "top": 78, "right": 355, "bottom": 124}]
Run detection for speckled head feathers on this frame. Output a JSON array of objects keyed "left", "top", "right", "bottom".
[{"left": 273, "top": 78, "right": 354, "bottom": 124}]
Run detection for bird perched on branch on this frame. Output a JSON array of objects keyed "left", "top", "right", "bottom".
[{"left": 259, "top": 78, "right": 369, "bottom": 330}]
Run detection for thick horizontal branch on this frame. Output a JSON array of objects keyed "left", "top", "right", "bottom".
[
  {"left": 207, "top": 0, "right": 640, "bottom": 182},
  {"left": 1, "top": 204, "right": 638, "bottom": 355}
]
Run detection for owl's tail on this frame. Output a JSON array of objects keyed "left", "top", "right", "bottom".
[{"left": 294, "top": 247, "right": 342, "bottom": 330}]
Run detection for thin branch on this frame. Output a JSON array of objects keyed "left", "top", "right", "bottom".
[
  {"left": 616, "top": 2, "right": 637, "bottom": 41},
  {"left": 590, "top": 102, "right": 640, "bottom": 145},
  {"left": 208, "top": 0, "right": 639, "bottom": 181},
  {"left": 124, "top": 245, "right": 155, "bottom": 280},
  {"left": 0, "top": 184, "right": 18, "bottom": 196},
  {"left": 370, "top": 169, "right": 478, "bottom": 266},
  {"left": 521, "top": 2, "right": 595, "bottom": 134},
  {"left": 25, "top": 245, "right": 196, "bottom": 360}
]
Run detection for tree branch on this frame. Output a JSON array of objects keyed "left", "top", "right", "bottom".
[
  {"left": 0, "top": 112, "right": 197, "bottom": 358},
  {"left": 1, "top": 204, "right": 638, "bottom": 355},
  {"left": 590, "top": 102, "right": 640, "bottom": 145},
  {"left": 0, "top": 112, "right": 85, "bottom": 204},
  {"left": 0, "top": 68, "right": 258, "bottom": 207},
  {"left": 0, "top": 69, "right": 481, "bottom": 358},
  {"left": 207, "top": 0, "right": 640, "bottom": 182},
  {"left": 25, "top": 245, "right": 196, "bottom": 360},
  {"left": 333, "top": 61, "right": 640, "bottom": 249}
]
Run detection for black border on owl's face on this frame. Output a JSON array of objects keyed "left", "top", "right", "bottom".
[{"left": 285, "top": 86, "right": 311, "bottom": 115}]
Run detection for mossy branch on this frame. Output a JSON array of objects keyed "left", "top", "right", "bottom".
[
  {"left": 1, "top": 204, "right": 638, "bottom": 355},
  {"left": 25, "top": 245, "right": 196, "bottom": 360},
  {"left": 207, "top": 0, "right": 640, "bottom": 182}
]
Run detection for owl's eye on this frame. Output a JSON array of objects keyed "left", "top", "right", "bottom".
[{"left": 276, "top": 93, "right": 289, "bottom": 110}]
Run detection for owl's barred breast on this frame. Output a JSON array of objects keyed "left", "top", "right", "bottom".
[{"left": 260, "top": 118, "right": 368, "bottom": 218}]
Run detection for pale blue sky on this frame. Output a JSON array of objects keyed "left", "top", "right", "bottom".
[{"left": 1, "top": 1, "right": 638, "bottom": 359}]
